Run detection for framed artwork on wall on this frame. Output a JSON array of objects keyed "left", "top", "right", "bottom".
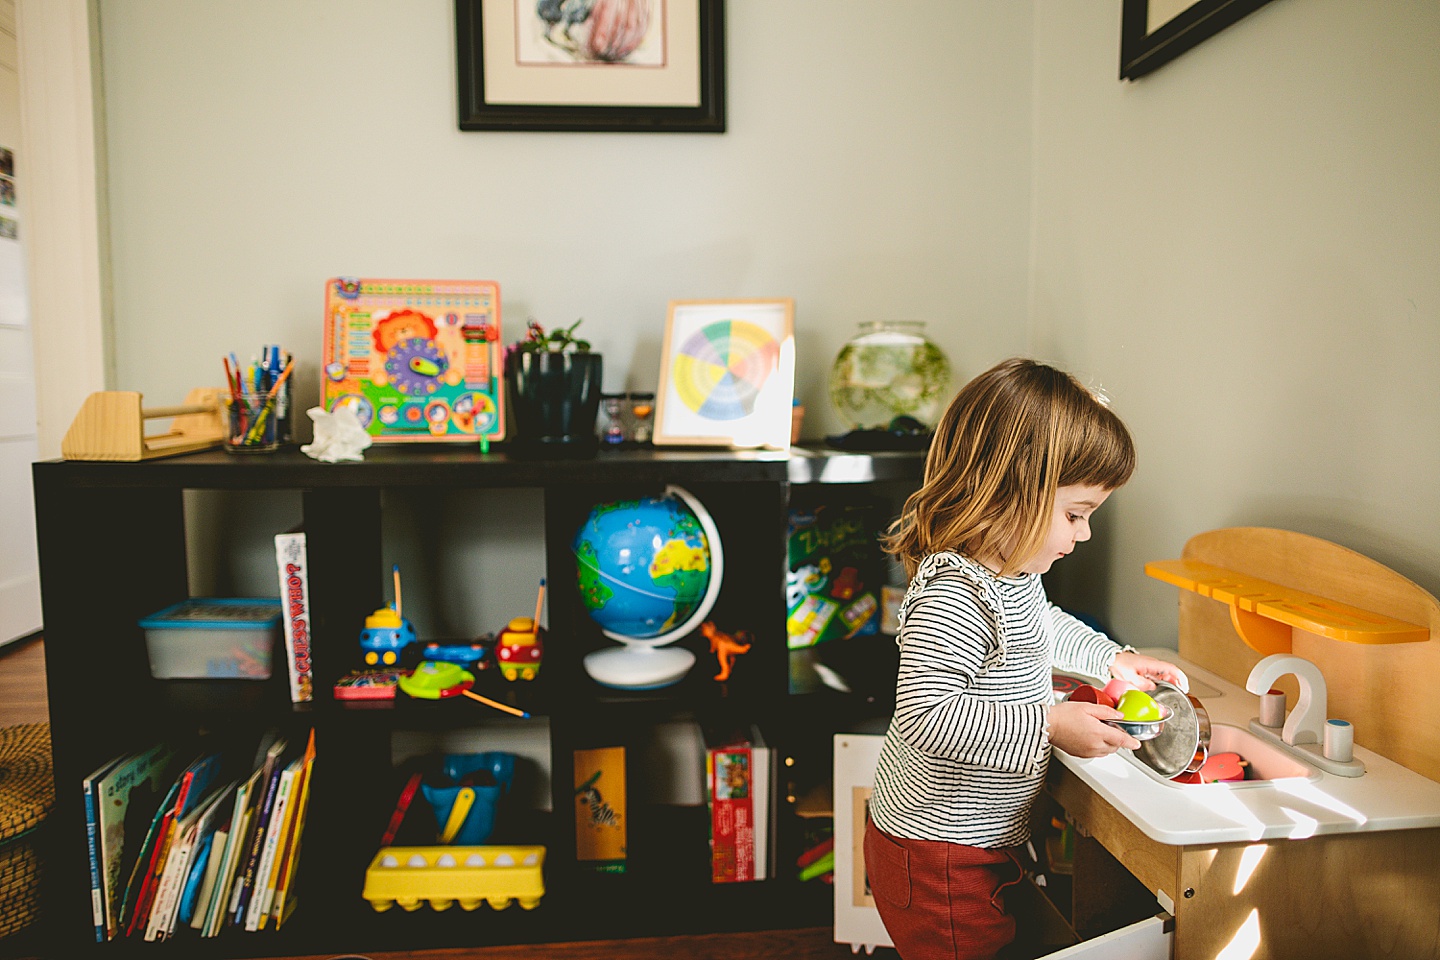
[
  {"left": 455, "top": 0, "right": 726, "bottom": 132},
  {"left": 654, "top": 298, "right": 794, "bottom": 450},
  {"left": 1120, "top": 0, "right": 1277, "bottom": 80}
]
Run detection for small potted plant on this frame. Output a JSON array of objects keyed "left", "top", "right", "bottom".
[{"left": 504, "top": 318, "right": 604, "bottom": 457}]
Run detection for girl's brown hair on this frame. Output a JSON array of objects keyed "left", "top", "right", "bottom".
[{"left": 882, "top": 358, "right": 1135, "bottom": 578}]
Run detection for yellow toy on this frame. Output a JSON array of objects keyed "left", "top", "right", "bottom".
[{"left": 362, "top": 844, "right": 545, "bottom": 912}]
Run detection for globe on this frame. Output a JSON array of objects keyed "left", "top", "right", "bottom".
[{"left": 572, "top": 485, "right": 724, "bottom": 689}]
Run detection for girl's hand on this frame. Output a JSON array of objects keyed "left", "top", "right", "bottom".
[
  {"left": 1110, "top": 652, "right": 1189, "bottom": 693},
  {"left": 1048, "top": 701, "right": 1140, "bottom": 757}
]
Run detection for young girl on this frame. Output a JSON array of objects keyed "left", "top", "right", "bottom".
[{"left": 863, "top": 358, "right": 1185, "bottom": 960}]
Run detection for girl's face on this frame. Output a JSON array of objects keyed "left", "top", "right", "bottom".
[{"left": 1019, "top": 484, "right": 1112, "bottom": 574}]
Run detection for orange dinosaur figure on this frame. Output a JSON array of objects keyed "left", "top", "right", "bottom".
[{"left": 701, "top": 621, "right": 752, "bottom": 682}]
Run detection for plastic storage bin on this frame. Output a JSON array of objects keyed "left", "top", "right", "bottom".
[{"left": 138, "top": 598, "right": 282, "bottom": 679}]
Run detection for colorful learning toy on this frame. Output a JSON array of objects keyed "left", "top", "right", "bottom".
[{"left": 321, "top": 277, "right": 504, "bottom": 444}]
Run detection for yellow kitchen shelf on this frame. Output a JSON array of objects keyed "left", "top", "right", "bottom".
[{"left": 1145, "top": 558, "right": 1430, "bottom": 655}]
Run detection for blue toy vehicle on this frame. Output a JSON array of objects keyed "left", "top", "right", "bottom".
[
  {"left": 421, "top": 635, "right": 496, "bottom": 671},
  {"left": 360, "top": 606, "right": 417, "bottom": 666}
]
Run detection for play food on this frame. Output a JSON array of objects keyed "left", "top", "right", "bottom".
[
  {"left": 1102, "top": 678, "right": 1133, "bottom": 703},
  {"left": 1066, "top": 684, "right": 1117, "bottom": 708},
  {"left": 1117, "top": 689, "right": 1163, "bottom": 721},
  {"left": 1201, "top": 751, "right": 1247, "bottom": 783}
]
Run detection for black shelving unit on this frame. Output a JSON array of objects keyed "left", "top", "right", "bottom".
[{"left": 32, "top": 445, "right": 922, "bottom": 957}]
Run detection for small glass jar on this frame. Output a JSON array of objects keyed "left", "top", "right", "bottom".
[{"left": 828, "top": 321, "right": 952, "bottom": 430}]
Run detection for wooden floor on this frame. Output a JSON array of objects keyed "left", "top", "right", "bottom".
[
  {"left": 0, "top": 635, "right": 48, "bottom": 728},
  {"left": 0, "top": 639, "right": 871, "bottom": 960}
]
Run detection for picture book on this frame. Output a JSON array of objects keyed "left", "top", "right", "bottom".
[
  {"left": 245, "top": 757, "right": 298, "bottom": 930},
  {"left": 92, "top": 743, "right": 178, "bottom": 941},
  {"left": 117, "top": 778, "right": 181, "bottom": 936},
  {"left": 84, "top": 755, "right": 122, "bottom": 941},
  {"left": 274, "top": 529, "right": 314, "bottom": 702},
  {"left": 269, "top": 730, "right": 316, "bottom": 929},
  {"left": 704, "top": 725, "right": 773, "bottom": 884},
  {"left": 786, "top": 502, "right": 883, "bottom": 648},
  {"left": 146, "top": 779, "right": 234, "bottom": 941},
  {"left": 127, "top": 750, "right": 222, "bottom": 936},
  {"left": 176, "top": 831, "right": 214, "bottom": 928},
  {"left": 573, "top": 746, "right": 626, "bottom": 875},
  {"left": 229, "top": 735, "right": 289, "bottom": 927},
  {"left": 320, "top": 277, "right": 504, "bottom": 443},
  {"left": 204, "top": 764, "right": 263, "bottom": 938},
  {"left": 186, "top": 827, "right": 224, "bottom": 931}
]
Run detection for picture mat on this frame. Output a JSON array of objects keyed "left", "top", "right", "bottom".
[{"left": 654, "top": 298, "right": 794, "bottom": 449}]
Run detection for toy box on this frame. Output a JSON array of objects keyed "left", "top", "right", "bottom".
[
  {"left": 138, "top": 598, "right": 282, "bottom": 679},
  {"left": 786, "top": 504, "right": 882, "bottom": 648}
]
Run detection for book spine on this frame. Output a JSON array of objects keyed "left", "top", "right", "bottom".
[
  {"left": 246, "top": 768, "right": 293, "bottom": 930},
  {"left": 270, "top": 752, "right": 314, "bottom": 928},
  {"left": 275, "top": 532, "right": 314, "bottom": 702},
  {"left": 231, "top": 765, "right": 282, "bottom": 926},
  {"left": 84, "top": 779, "right": 104, "bottom": 942}
]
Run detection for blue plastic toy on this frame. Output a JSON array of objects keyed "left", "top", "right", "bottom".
[{"left": 360, "top": 565, "right": 417, "bottom": 666}]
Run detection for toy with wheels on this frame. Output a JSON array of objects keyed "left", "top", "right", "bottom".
[
  {"left": 497, "top": 579, "right": 546, "bottom": 681},
  {"left": 360, "top": 608, "right": 417, "bottom": 666},
  {"left": 360, "top": 565, "right": 416, "bottom": 666},
  {"left": 496, "top": 617, "right": 543, "bottom": 681}
]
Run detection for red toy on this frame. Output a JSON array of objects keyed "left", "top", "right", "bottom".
[{"left": 497, "top": 579, "right": 546, "bottom": 682}]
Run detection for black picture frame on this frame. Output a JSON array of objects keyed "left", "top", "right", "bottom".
[
  {"left": 1120, "top": 0, "right": 1276, "bottom": 80},
  {"left": 456, "top": 0, "right": 726, "bottom": 132}
]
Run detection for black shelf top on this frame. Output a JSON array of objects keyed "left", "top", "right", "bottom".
[{"left": 34, "top": 445, "right": 922, "bottom": 490}]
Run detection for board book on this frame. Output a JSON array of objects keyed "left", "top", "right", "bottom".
[{"left": 320, "top": 277, "right": 504, "bottom": 443}]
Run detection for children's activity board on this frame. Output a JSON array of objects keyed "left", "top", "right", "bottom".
[{"left": 321, "top": 277, "right": 504, "bottom": 442}]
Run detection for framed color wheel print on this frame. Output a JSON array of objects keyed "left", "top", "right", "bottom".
[{"left": 655, "top": 298, "right": 795, "bottom": 449}]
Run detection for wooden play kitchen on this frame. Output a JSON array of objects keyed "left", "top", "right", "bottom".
[{"left": 1047, "top": 527, "right": 1440, "bottom": 959}]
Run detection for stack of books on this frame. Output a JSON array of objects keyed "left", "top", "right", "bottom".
[{"left": 83, "top": 728, "right": 316, "bottom": 942}]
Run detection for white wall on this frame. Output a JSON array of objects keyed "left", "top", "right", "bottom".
[
  {"left": 1031, "top": 0, "right": 1440, "bottom": 646},
  {"left": 97, "top": 0, "right": 1034, "bottom": 439}
]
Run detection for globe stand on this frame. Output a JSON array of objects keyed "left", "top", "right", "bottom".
[{"left": 582, "top": 645, "right": 697, "bottom": 691}]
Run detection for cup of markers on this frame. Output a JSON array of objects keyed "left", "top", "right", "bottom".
[{"left": 222, "top": 349, "right": 295, "bottom": 454}]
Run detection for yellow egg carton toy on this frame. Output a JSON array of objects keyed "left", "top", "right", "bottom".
[{"left": 362, "top": 844, "right": 545, "bottom": 912}]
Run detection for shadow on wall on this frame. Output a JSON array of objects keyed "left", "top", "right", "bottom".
[{"left": 1044, "top": 516, "right": 1121, "bottom": 643}]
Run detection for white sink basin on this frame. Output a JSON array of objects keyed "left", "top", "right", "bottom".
[{"left": 1123, "top": 722, "right": 1321, "bottom": 788}]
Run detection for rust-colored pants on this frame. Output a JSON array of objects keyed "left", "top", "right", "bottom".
[{"left": 863, "top": 818, "right": 1021, "bottom": 960}]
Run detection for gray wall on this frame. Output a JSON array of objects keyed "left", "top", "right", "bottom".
[
  {"left": 101, "top": 1, "right": 1440, "bottom": 656},
  {"left": 1031, "top": 0, "right": 1440, "bottom": 648},
  {"left": 98, "top": 0, "right": 1034, "bottom": 437}
]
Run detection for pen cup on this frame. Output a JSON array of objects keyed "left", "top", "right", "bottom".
[{"left": 223, "top": 393, "right": 281, "bottom": 454}]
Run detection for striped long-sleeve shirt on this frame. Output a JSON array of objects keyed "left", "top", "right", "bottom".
[{"left": 867, "top": 552, "right": 1124, "bottom": 849}]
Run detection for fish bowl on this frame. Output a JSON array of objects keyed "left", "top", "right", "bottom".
[{"left": 829, "top": 321, "right": 952, "bottom": 431}]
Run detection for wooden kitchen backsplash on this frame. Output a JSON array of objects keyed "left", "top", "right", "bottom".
[{"left": 1167, "top": 527, "right": 1440, "bottom": 784}]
